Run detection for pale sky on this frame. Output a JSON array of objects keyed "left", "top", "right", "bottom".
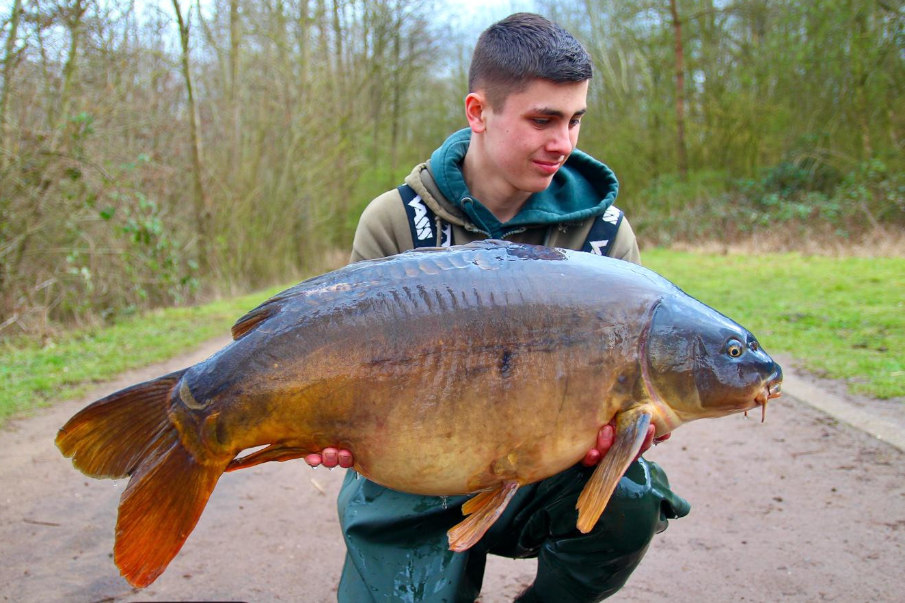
[{"left": 449, "top": 0, "right": 538, "bottom": 21}]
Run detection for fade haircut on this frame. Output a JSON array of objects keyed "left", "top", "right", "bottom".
[{"left": 468, "top": 13, "right": 593, "bottom": 110}]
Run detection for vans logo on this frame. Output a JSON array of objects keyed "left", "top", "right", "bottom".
[
  {"left": 589, "top": 239, "right": 609, "bottom": 255},
  {"left": 439, "top": 222, "right": 452, "bottom": 247},
  {"left": 407, "top": 195, "right": 433, "bottom": 241},
  {"left": 602, "top": 205, "right": 621, "bottom": 225},
  {"left": 582, "top": 206, "right": 623, "bottom": 257}
]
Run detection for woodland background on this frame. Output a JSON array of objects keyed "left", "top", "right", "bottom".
[{"left": 1, "top": 0, "right": 902, "bottom": 339}]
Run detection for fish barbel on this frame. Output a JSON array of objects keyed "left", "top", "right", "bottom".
[{"left": 56, "top": 240, "right": 782, "bottom": 587}]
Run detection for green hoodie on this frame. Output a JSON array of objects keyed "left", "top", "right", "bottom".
[{"left": 429, "top": 128, "right": 620, "bottom": 239}]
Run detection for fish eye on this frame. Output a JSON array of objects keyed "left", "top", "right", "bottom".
[{"left": 727, "top": 339, "right": 744, "bottom": 358}]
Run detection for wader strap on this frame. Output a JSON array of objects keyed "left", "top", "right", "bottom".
[
  {"left": 399, "top": 184, "right": 452, "bottom": 248},
  {"left": 401, "top": 183, "right": 619, "bottom": 255},
  {"left": 580, "top": 205, "right": 624, "bottom": 257}
]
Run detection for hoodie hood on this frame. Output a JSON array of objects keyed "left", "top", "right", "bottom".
[{"left": 429, "top": 128, "right": 619, "bottom": 238}]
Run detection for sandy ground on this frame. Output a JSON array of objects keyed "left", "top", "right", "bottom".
[{"left": 2, "top": 337, "right": 904, "bottom": 602}]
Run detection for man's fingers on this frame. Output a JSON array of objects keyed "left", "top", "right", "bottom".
[
  {"left": 582, "top": 423, "right": 668, "bottom": 467},
  {"left": 305, "top": 453, "right": 323, "bottom": 467},
  {"left": 597, "top": 423, "right": 615, "bottom": 452},
  {"left": 581, "top": 448, "right": 601, "bottom": 467},
  {"left": 581, "top": 424, "right": 615, "bottom": 467},
  {"left": 337, "top": 449, "right": 354, "bottom": 468},
  {"left": 321, "top": 447, "right": 339, "bottom": 467},
  {"left": 305, "top": 448, "right": 354, "bottom": 468}
]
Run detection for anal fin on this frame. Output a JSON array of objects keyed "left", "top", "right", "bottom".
[
  {"left": 575, "top": 410, "right": 651, "bottom": 533},
  {"left": 226, "top": 444, "right": 308, "bottom": 472},
  {"left": 447, "top": 481, "right": 519, "bottom": 552}
]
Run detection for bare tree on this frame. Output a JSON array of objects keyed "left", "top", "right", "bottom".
[
  {"left": 0, "top": 0, "right": 23, "bottom": 164},
  {"left": 669, "top": 0, "right": 688, "bottom": 180},
  {"left": 228, "top": 0, "right": 240, "bottom": 176},
  {"left": 171, "top": 0, "right": 212, "bottom": 274},
  {"left": 54, "top": 0, "right": 87, "bottom": 151}
]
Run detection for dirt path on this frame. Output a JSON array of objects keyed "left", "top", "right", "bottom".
[{"left": 2, "top": 338, "right": 903, "bottom": 602}]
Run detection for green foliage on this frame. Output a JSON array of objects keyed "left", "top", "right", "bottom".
[
  {"left": 0, "top": 113, "right": 198, "bottom": 331},
  {"left": 562, "top": 0, "right": 903, "bottom": 191},
  {"left": 643, "top": 249, "right": 905, "bottom": 400},
  {"left": 630, "top": 159, "right": 905, "bottom": 245},
  {"left": 839, "top": 159, "right": 905, "bottom": 223},
  {"left": 113, "top": 188, "right": 199, "bottom": 305}
]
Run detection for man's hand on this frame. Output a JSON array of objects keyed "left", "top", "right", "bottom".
[
  {"left": 580, "top": 421, "right": 670, "bottom": 467},
  {"left": 305, "top": 447, "right": 354, "bottom": 469}
]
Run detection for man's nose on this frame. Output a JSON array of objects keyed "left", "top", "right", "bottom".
[{"left": 546, "top": 123, "right": 573, "bottom": 156}]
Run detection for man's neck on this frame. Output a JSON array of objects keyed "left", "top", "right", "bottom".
[{"left": 462, "top": 146, "right": 530, "bottom": 224}]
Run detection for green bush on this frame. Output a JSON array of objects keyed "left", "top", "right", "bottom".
[{"left": 630, "top": 159, "right": 904, "bottom": 245}]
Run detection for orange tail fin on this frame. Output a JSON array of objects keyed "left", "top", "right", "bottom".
[{"left": 56, "top": 370, "right": 227, "bottom": 587}]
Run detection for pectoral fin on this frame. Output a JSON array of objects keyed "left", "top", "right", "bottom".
[
  {"left": 575, "top": 410, "right": 651, "bottom": 533},
  {"left": 447, "top": 481, "right": 519, "bottom": 552}
]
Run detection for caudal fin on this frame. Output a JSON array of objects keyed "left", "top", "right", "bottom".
[
  {"left": 56, "top": 370, "right": 185, "bottom": 478},
  {"left": 56, "top": 370, "right": 227, "bottom": 587},
  {"left": 114, "top": 430, "right": 224, "bottom": 587}
]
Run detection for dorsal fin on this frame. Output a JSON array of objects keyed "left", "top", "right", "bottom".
[
  {"left": 230, "top": 259, "right": 391, "bottom": 340},
  {"left": 231, "top": 304, "right": 278, "bottom": 340}
]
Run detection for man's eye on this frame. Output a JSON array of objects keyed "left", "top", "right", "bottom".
[
  {"left": 532, "top": 118, "right": 550, "bottom": 126},
  {"left": 569, "top": 118, "right": 582, "bottom": 127}
]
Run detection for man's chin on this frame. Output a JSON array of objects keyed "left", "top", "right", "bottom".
[{"left": 524, "top": 176, "right": 556, "bottom": 193}]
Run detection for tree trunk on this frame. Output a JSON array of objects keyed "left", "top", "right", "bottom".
[
  {"left": 331, "top": 0, "right": 345, "bottom": 103},
  {"left": 669, "top": 0, "right": 689, "bottom": 180},
  {"left": 54, "top": 0, "right": 86, "bottom": 152},
  {"left": 296, "top": 0, "right": 311, "bottom": 105},
  {"left": 390, "top": 16, "right": 401, "bottom": 179},
  {"left": 228, "top": 0, "right": 241, "bottom": 176},
  {"left": 851, "top": 2, "right": 873, "bottom": 159},
  {"left": 0, "top": 0, "right": 22, "bottom": 164},
  {"left": 172, "top": 0, "right": 212, "bottom": 275}
]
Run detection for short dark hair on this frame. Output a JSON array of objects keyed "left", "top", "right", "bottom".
[{"left": 468, "top": 13, "right": 593, "bottom": 109}]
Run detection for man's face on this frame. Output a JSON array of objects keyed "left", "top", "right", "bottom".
[{"left": 476, "top": 78, "right": 589, "bottom": 197}]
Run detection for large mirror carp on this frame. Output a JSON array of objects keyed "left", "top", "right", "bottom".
[{"left": 56, "top": 240, "right": 782, "bottom": 588}]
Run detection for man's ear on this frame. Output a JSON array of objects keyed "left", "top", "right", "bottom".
[{"left": 465, "top": 92, "right": 488, "bottom": 133}]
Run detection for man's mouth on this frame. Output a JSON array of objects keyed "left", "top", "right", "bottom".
[{"left": 533, "top": 159, "right": 562, "bottom": 175}]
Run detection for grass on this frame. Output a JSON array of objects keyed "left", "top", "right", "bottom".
[
  {"left": 643, "top": 249, "right": 904, "bottom": 400},
  {"left": 1, "top": 249, "right": 902, "bottom": 428},
  {"left": 0, "top": 285, "right": 286, "bottom": 425}
]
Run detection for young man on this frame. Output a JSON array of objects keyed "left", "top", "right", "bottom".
[{"left": 319, "top": 13, "right": 689, "bottom": 602}]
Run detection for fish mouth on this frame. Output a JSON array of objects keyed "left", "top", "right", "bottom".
[{"left": 748, "top": 372, "right": 783, "bottom": 423}]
